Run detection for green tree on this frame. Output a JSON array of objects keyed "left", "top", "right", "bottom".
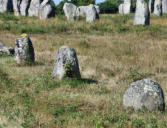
[{"left": 98, "top": 0, "right": 123, "bottom": 13}]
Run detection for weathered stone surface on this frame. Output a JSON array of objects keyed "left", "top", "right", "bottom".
[
  {"left": 63, "top": 3, "right": 77, "bottom": 21},
  {"left": 134, "top": 0, "right": 150, "bottom": 25},
  {"left": 123, "top": 78, "right": 165, "bottom": 111},
  {"left": 94, "top": 5, "right": 100, "bottom": 14},
  {"left": 13, "top": 0, "right": 20, "bottom": 16},
  {"left": 12, "top": 0, "right": 54, "bottom": 18},
  {"left": 0, "top": 0, "right": 13, "bottom": 13},
  {"left": 149, "top": 0, "right": 155, "bottom": 12},
  {"left": 154, "top": 0, "right": 162, "bottom": 16},
  {"left": 14, "top": 34, "right": 35, "bottom": 64},
  {"left": 119, "top": 4, "right": 124, "bottom": 14},
  {"left": 28, "top": 0, "right": 40, "bottom": 17},
  {"left": 39, "top": 4, "right": 54, "bottom": 19},
  {"left": 123, "top": 3, "right": 131, "bottom": 14},
  {"left": 52, "top": 46, "right": 81, "bottom": 80},
  {"left": 162, "top": 0, "right": 167, "bottom": 13},
  {"left": 20, "top": 0, "right": 31, "bottom": 16},
  {"left": 119, "top": 0, "right": 131, "bottom": 14},
  {"left": 0, "top": 42, "right": 14, "bottom": 55},
  {"left": 76, "top": 5, "right": 97, "bottom": 22}
]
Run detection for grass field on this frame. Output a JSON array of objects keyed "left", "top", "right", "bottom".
[{"left": 1, "top": 13, "right": 167, "bottom": 127}]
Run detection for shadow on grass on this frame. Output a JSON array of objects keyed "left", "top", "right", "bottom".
[
  {"left": 61, "top": 78, "right": 98, "bottom": 88},
  {"left": 0, "top": 68, "right": 14, "bottom": 87},
  {"left": 15, "top": 61, "right": 45, "bottom": 67}
]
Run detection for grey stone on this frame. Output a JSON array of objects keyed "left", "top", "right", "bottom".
[
  {"left": 123, "top": 78, "right": 165, "bottom": 111},
  {"left": 19, "top": 0, "right": 31, "bottom": 16},
  {"left": 76, "top": 5, "right": 97, "bottom": 22},
  {"left": 63, "top": 3, "right": 77, "bottom": 21},
  {"left": 134, "top": 0, "right": 150, "bottom": 26},
  {"left": 28, "top": 0, "right": 40, "bottom": 17},
  {"left": 119, "top": 4, "right": 124, "bottom": 14},
  {"left": 13, "top": 0, "right": 20, "bottom": 16},
  {"left": 149, "top": 0, "right": 155, "bottom": 12},
  {"left": 154, "top": 0, "right": 162, "bottom": 16},
  {"left": 52, "top": 46, "right": 81, "bottom": 80},
  {"left": 94, "top": 5, "right": 100, "bottom": 14},
  {"left": 0, "top": 42, "right": 14, "bottom": 55},
  {"left": 39, "top": 4, "right": 53, "bottom": 19},
  {"left": 162, "top": 0, "right": 167, "bottom": 13},
  {"left": 14, "top": 34, "right": 35, "bottom": 64},
  {"left": 0, "top": 0, "right": 13, "bottom": 13},
  {"left": 118, "top": 0, "right": 131, "bottom": 14},
  {"left": 39, "top": 0, "right": 54, "bottom": 19},
  {"left": 123, "top": 3, "right": 131, "bottom": 14}
]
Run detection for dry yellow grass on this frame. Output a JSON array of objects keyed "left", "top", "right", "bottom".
[{"left": 1, "top": 14, "right": 167, "bottom": 127}]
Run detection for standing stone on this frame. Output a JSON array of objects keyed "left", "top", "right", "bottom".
[
  {"left": 0, "top": 0, "right": 13, "bottom": 13},
  {"left": 76, "top": 5, "right": 97, "bottom": 22},
  {"left": 13, "top": 0, "right": 20, "bottom": 16},
  {"left": 154, "top": 0, "right": 162, "bottom": 16},
  {"left": 52, "top": 46, "right": 81, "bottom": 80},
  {"left": 85, "top": 5, "right": 97, "bottom": 22},
  {"left": 119, "top": 3, "right": 124, "bottom": 14},
  {"left": 0, "top": 42, "right": 14, "bottom": 55},
  {"left": 63, "top": 3, "right": 77, "bottom": 21},
  {"left": 123, "top": 78, "right": 165, "bottom": 111},
  {"left": 39, "top": 0, "right": 54, "bottom": 19},
  {"left": 118, "top": 0, "right": 131, "bottom": 14},
  {"left": 94, "top": 5, "right": 100, "bottom": 14},
  {"left": 39, "top": 4, "right": 54, "bottom": 19},
  {"left": 162, "top": 0, "right": 167, "bottom": 13},
  {"left": 28, "top": 0, "right": 40, "bottom": 17},
  {"left": 134, "top": 0, "right": 150, "bottom": 26},
  {"left": 19, "top": 0, "right": 31, "bottom": 16},
  {"left": 149, "top": 0, "right": 155, "bottom": 12},
  {"left": 123, "top": 0, "right": 132, "bottom": 14},
  {"left": 14, "top": 34, "right": 35, "bottom": 64}
]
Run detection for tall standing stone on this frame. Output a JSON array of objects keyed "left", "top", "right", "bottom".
[
  {"left": 154, "top": 0, "right": 162, "bottom": 16},
  {"left": 14, "top": 34, "right": 35, "bottom": 64},
  {"left": 13, "top": 0, "right": 20, "bottom": 16},
  {"left": 123, "top": 78, "right": 165, "bottom": 111},
  {"left": 63, "top": 3, "right": 77, "bottom": 21},
  {"left": 28, "top": 0, "right": 40, "bottom": 17},
  {"left": 19, "top": 0, "right": 31, "bottom": 16},
  {"left": 0, "top": 0, "right": 13, "bottom": 13},
  {"left": 134, "top": 0, "right": 150, "bottom": 26},
  {"left": 149, "top": 0, "right": 155, "bottom": 12},
  {"left": 52, "top": 46, "right": 81, "bottom": 80},
  {"left": 162, "top": 0, "right": 167, "bottom": 13}
]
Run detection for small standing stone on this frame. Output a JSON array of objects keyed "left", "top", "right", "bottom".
[
  {"left": 119, "top": 4, "right": 124, "bottom": 14},
  {"left": 162, "top": 0, "right": 167, "bottom": 13},
  {"left": 52, "top": 46, "right": 81, "bottom": 80},
  {"left": 14, "top": 34, "right": 35, "bottom": 64},
  {"left": 119, "top": 0, "right": 131, "bottom": 14},
  {"left": 133, "top": 0, "right": 150, "bottom": 26},
  {"left": 76, "top": 5, "right": 97, "bottom": 22},
  {"left": 63, "top": 3, "right": 77, "bottom": 21},
  {"left": 0, "top": 42, "right": 14, "bottom": 55},
  {"left": 123, "top": 78, "right": 165, "bottom": 111},
  {"left": 154, "top": 0, "right": 162, "bottom": 16}
]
